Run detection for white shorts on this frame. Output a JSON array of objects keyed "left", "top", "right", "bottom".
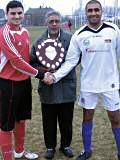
[{"left": 79, "top": 90, "right": 120, "bottom": 111}]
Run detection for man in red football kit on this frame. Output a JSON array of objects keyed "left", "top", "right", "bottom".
[{"left": 0, "top": 1, "right": 44, "bottom": 160}]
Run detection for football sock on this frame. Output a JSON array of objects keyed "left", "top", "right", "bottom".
[
  {"left": 112, "top": 127, "right": 120, "bottom": 156},
  {"left": 82, "top": 122, "right": 93, "bottom": 153},
  {"left": 0, "top": 131, "right": 13, "bottom": 160},
  {"left": 13, "top": 121, "right": 25, "bottom": 153}
]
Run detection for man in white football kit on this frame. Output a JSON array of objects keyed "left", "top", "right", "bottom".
[{"left": 44, "top": 0, "right": 120, "bottom": 160}]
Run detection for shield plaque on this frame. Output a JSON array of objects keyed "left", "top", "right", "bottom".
[{"left": 36, "top": 39, "right": 65, "bottom": 71}]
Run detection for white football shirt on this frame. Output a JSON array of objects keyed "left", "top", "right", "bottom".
[{"left": 54, "top": 22, "right": 120, "bottom": 93}]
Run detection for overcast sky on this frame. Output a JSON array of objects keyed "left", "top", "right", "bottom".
[{"left": 0, "top": 0, "right": 119, "bottom": 15}]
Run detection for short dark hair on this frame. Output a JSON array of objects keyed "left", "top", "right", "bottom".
[
  {"left": 6, "top": 0, "right": 24, "bottom": 13},
  {"left": 85, "top": 0, "right": 102, "bottom": 11}
]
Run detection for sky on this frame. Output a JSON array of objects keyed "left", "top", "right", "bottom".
[{"left": 0, "top": 0, "right": 119, "bottom": 15}]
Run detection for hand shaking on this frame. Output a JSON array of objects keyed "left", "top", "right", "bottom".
[{"left": 43, "top": 72, "right": 55, "bottom": 85}]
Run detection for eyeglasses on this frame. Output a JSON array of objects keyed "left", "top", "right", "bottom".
[
  {"left": 10, "top": 11, "right": 23, "bottom": 15},
  {"left": 87, "top": 8, "right": 100, "bottom": 13},
  {"left": 48, "top": 20, "right": 60, "bottom": 24}
]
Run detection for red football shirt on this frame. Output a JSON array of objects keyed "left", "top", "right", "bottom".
[{"left": 0, "top": 23, "right": 38, "bottom": 81}]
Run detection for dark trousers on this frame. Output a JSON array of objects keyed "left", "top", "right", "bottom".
[{"left": 41, "top": 102, "right": 74, "bottom": 149}]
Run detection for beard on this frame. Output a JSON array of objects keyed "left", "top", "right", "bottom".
[
  {"left": 48, "top": 29, "right": 59, "bottom": 35},
  {"left": 88, "top": 15, "right": 101, "bottom": 26}
]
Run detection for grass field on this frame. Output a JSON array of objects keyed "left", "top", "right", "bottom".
[{"left": 0, "top": 26, "right": 118, "bottom": 160}]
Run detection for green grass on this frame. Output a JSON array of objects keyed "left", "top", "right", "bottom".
[
  {"left": 28, "top": 26, "right": 46, "bottom": 45},
  {"left": 0, "top": 26, "right": 118, "bottom": 160}
]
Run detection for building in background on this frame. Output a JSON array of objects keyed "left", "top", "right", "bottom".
[
  {"left": 0, "top": 3, "right": 120, "bottom": 28},
  {"left": 0, "top": 9, "right": 6, "bottom": 26},
  {"left": 24, "top": 6, "right": 53, "bottom": 26}
]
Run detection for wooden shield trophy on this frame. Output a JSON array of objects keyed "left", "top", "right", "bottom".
[{"left": 35, "top": 39, "right": 65, "bottom": 71}]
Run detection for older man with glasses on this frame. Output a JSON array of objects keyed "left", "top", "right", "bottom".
[{"left": 30, "top": 11, "right": 77, "bottom": 159}]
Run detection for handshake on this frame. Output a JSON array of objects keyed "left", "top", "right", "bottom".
[
  {"left": 42, "top": 72, "right": 55, "bottom": 85},
  {"left": 35, "top": 67, "right": 55, "bottom": 85}
]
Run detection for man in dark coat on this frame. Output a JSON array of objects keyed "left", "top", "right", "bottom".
[{"left": 30, "top": 11, "right": 76, "bottom": 159}]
